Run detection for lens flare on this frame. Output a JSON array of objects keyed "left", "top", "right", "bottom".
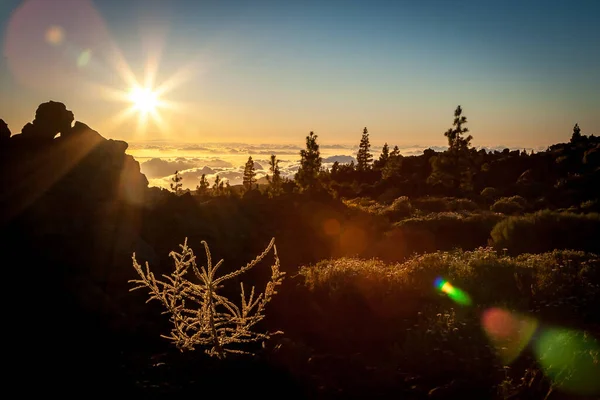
[
  {"left": 482, "top": 308, "right": 538, "bottom": 364},
  {"left": 77, "top": 49, "right": 92, "bottom": 68},
  {"left": 323, "top": 218, "right": 341, "bottom": 236},
  {"left": 340, "top": 226, "right": 367, "bottom": 255},
  {"left": 45, "top": 25, "right": 65, "bottom": 45},
  {"left": 534, "top": 328, "right": 600, "bottom": 396},
  {"left": 434, "top": 277, "right": 472, "bottom": 306}
]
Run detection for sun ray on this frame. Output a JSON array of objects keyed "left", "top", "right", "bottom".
[
  {"left": 102, "top": 106, "right": 139, "bottom": 135},
  {"left": 154, "top": 62, "right": 201, "bottom": 97},
  {"left": 149, "top": 109, "right": 170, "bottom": 136},
  {"left": 85, "top": 26, "right": 205, "bottom": 139}
]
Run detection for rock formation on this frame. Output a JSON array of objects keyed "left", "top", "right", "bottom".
[
  {"left": 1, "top": 101, "right": 155, "bottom": 337},
  {"left": 1, "top": 101, "right": 149, "bottom": 224}
]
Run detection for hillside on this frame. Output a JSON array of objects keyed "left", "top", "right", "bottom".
[{"left": 1, "top": 102, "right": 599, "bottom": 399}]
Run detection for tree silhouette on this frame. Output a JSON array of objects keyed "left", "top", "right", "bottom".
[
  {"left": 429, "top": 106, "right": 475, "bottom": 192},
  {"left": 382, "top": 153, "right": 403, "bottom": 180},
  {"left": 196, "top": 174, "right": 210, "bottom": 196},
  {"left": 445, "top": 105, "right": 472, "bottom": 153},
  {"left": 213, "top": 175, "right": 224, "bottom": 195},
  {"left": 571, "top": 123, "right": 582, "bottom": 143},
  {"left": 170, "top": 170, "right": 183, "bottom": 195},
  {"left": 356, "top": 127, "right": 373, "bottom": 172},
  {"left": 266, "top": 154, "right": 282, "bottom": 195},
  {"left": 243, "top": 156, "right": 257, "bottom": 191},
  {"left": 296, "top": 131, "right": 322, "bottom": 191},
  {"left": 374, "top": 142, "right": 389, "bottom": 171}
]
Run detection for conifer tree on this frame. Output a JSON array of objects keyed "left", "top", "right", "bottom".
[
  {"left": 170, "top": 170, "right": 183, "bottom": 195},
  {"left": 266, "top": 154, "right": 282, "bottom": 195},
  {"left": 356, "top": 127, "right": 373, "bottom": 172},
  {"left": 390, "top": 145, "right": 400, "bottom": 157},
  {"left": 243, "top": 156, "right": 257, "bottom": 191},
  {"left": 382, "top": 157, "right": 402, "bottom": 180},
  {"left": 225, "top": 180, "right": 233, "bottom": 196},
  {"left": 374, "top": 142, "right": 389, "bottom": 170},
  {"left": 429, "top": 105, "right": 474, "bottom": 191},
  {"left": 296, "top": 131, "right": 322, "bottom": 191},
  {"left": 330, "top": 161, "right": 340, "bottom": 176},
  {"left": 196, "top": 174, "right": 210, "bottom": 195},
  {"left": 444, "top": 105, "right": 472, "bottom": 153},
  {"left": 571, "top": 123, "right": 582, "bottom": 143},
  {"left": 213, "top": 175, "right": 223, "bottom": 195}
]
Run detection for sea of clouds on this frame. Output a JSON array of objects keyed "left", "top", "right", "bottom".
[{"left": 127, "top": 142, "right": 545, "bottom": 190}]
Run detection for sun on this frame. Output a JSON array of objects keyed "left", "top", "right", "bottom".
[
  {"left": 89, "top": 37, "right": 199, "bottom": 138},
  {"left": 129, "top": 86, "right": 159, "bottom": 114}
]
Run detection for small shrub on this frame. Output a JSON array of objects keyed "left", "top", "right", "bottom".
[
  {"left": 413, "top": 197, "right": 480, "bottom": 214},
  {"left": 490, "top": 196, "right": 527, "bottom": 215},
  {"left": 386, "top": 212, "right": 504, "bottom": 257},
  {"left": 412, "top": 197, "right": 449, "bottom": 213},
  {"left": 447, "top": 198, "right": 479, "bottom": 211},
  {"left": 490, "top": 210, "right": 600, "bottom": 255},
  {"left": 130, "top": 237, "right": 285, "bottom": 358},
  {"left": 383, "top": 196, "right": 413, "bottom": 220},
  {"left": 480, "top": 187, "right": 499, "bottom": 201},
  {"left": 377, "top": 187, "right": 403, "bottom": 204}
]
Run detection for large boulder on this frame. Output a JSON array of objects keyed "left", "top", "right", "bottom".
[{"left": 0, "top": 102, "right": 148, "bottom": 224}]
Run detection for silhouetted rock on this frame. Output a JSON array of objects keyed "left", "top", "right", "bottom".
[
  {"left": 0, "top": 102, "right": 148, "bottom": 224},
  {"left": 10, "top": 101, "right": 74, "bottom": 144},
  {"left": 0, "top": 119, "right": 10, "bottom": 141}
]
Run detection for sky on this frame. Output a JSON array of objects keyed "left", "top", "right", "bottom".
[{"left": 1, "top": 0, "right": 599, "bottom": 149}]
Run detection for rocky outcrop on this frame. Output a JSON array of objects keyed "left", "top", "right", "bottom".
[
  {"left": 1, "top": 101, "right": 154, "bottom": 335},
  {"left": 0, "top": 118, "right": 10, "bottom": 142},
  {"left": 1, "top": 101, "right": 148, "bottom": 224}
]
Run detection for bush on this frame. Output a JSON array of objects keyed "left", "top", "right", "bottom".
[
  {"left": 490, "top": 196, "right": 527, "bottom": 214},
  {"left": 294, "top": 249, "right": 600, "bottom": 381},
  {"left": 299, "top": 248, "right": 599, "bottom": 312},
  {"left": 447, "top": 198, "right": 479, "bottom": 211},
  {"left": 377, "top": 187, "right": 403, "bottom": 204},
  {"left": 480, "top": 187, "right": 499, "bottom": 202},
  {"left": 374, "top": 212, "right": 504, "bottom": 261},
  {"left": 383, "top": 196, "right": 413, "bottom": 220},
  {"left": 130, "top": 237, "right": 285, "bottom": 357},
  {"left": 413, "top": 197, "right": 480, "bottom": 213},
  {"left": 490, "top": 210, "right": 600, "bottom": 255},
  {"left": 395, "top": 211, "right": 504, "bottom": 250},
  {"left": 412, "top": 197, "right": 449, "bottom": 213}
]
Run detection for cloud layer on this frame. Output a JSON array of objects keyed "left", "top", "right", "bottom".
[{"left": 130, "top": 142, "right": 544, "bottom": 190}]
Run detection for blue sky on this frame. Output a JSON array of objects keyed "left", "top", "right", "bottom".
[{"left": 1, "top": 0, "right": 598, "bottom": 147}]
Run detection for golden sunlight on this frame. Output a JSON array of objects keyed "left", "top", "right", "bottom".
[
  {"left": 90, "top": 43, "right": 199, "bottom": 138},
  {"left": 129, "top": 86, "right": 159, "bottom": 114}
]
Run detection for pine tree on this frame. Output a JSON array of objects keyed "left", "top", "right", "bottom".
[
  {"left": 374, "top": 142, "right": 389, "bottom": 170},
  {"left": 170, "top": 170, "right": 183, "bottom": 195},
  {"left": 571, "top": 123, "right": 582, "bottom": 143},
  {"left": 356, "top": 127, "right": 373, "bottom": 172},
  {"left": 390, "top": 145, "right": 400, "bottom": 157},
  {"left": 296, "top": 131, "right": 322, "bottom": 191},
  {"left": 196, "top": 174, "right": 210, "bottom": 195},
  {"left": 224, "top": 180, "right": 233, "bottom": 196},
  {"left": 213, "top": 175, "right": 223, "bottom": 195},
  {"left": 429, "top": 106, "right": 475, "bottom": 192},
  {"left": 266, "top": 154, "right": 282, "bottom": 195},
  {"left": 243, "top": 156, "right": 257, "bottom": 191},
  {"left": 382, "top": 154, "right": 403, "bottom": 180},
  {"left": 444, "top": 105, "right": 472, "bottom": 153},
  {"left": 330, "top": 161, "right": 340, "bottom": 176}
]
